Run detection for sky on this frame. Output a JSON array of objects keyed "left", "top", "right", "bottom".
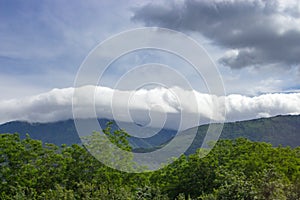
[{"left": 0, "top": 0, "right": 300, "bottom": 127}]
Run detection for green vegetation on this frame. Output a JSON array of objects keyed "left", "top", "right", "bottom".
[
  {"left": 186, "top": 115, "right": 300, "bottom": 154},
  {"left": 0, "top": 124, "right": 300, "bottom": 199}
]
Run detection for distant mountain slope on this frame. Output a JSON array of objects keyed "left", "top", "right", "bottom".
[
  {"left": 0, "top": 115, "right": 299, "bottom": 151},
  {"left": 0, "top": 119, "right": 80, "bottom": 146},
  {"left": 0, "top": 119, "right": 176, "bottom": 149},
  {"left": 185, "top": 115, "right": 300, "bottom": 154},
  {"left": 221, "top": 114, "right": 300, "bottom": 146}
]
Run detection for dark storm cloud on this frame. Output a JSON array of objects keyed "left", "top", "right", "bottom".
[{"left": 132, "top": 0, "right": 300, "bottom": 69}]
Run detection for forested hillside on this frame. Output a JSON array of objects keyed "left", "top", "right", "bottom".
[
  {"left": 0, "top": 119, "right": 177, "bottom": 149},
  {"left": 185, "top": 115, "right": 300, "bottom": 154},
  {"left": 1, "top": 128, "right": 299, "bottom": 199},
  {"left": 0, "top": 115, "right": 299, "bottom": 153}
]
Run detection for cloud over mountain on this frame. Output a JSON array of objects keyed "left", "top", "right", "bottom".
[
  {"left": 132, "top": 0, "right": 300, "bottom": 69},
  {"left": 0, "top": 86, "right": 299, "bottom": 130}
]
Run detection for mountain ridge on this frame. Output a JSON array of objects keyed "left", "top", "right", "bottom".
[{"left": 0, "top": 115, "right": 299, "bottom": 152}]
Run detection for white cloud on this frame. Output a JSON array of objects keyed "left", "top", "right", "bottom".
[
  {"left": 225, "top": 93, "right": 300, "bottom": 121},
  {"left": 0, "top": 86, "right": 300, "bottom": 130}
]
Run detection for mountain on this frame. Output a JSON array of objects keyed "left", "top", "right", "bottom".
[
  {"left": 185, "top": 115, "right": 300, "bottom": 154},
  {"left": 0, "top": 118, "right": 177, "bottom": 149},
  {"left": 0, "top": 115, "right": 299, "bottom": 152},
  {"left": 0, "top": 119, "right": 80, "bottom": 145}
]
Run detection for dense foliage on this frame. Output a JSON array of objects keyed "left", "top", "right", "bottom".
[{"left": 0, "top": 126, "right": 300, "bottom": 199}]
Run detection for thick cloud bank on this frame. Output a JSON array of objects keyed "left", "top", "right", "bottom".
[
  {"left": 0, "top": 86, "right": 299, "bottom": 130},
  {"left": 132, "top": 0, "right": 300, "bottom": 69}
]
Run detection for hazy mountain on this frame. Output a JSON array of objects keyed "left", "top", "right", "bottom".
[
  {"left": 185, "top": 115, "right": 300, "bottom": 154},
  {"left": 0, "top": 118, "right": 177, "bottom": 149},
  {"left": 0, "top": 115, "right": 299, "bottom": 153}
]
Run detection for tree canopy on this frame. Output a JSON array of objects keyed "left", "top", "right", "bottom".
[{"left": 0, "top": 127, "right": 300, "bottom": 199}]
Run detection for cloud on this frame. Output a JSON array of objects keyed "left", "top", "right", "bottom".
[
  {"left": 132, "top": 0, "right": 300, "bottom": 69},
  {"left": 0, "top": 86, "right": 299, "bottom": 130},
  {"left": 225, "top": 92, "right": 300, "bottom": 121}
]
